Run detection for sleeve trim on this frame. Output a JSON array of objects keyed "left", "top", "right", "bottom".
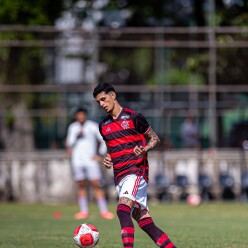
[{"left": 144, "top": 126, "right": 152, "bottom": 135}]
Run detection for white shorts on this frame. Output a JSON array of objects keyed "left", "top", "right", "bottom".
[
  {"left": 116, "top": 174, "right": 148, "bottom": 211},
  {"left": 71, "top": 165, "right": 102, "bottom": 181}
]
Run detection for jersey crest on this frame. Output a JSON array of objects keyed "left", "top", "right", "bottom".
[{"left": 121, "top": 120, "right": 130, "bottom": 129}]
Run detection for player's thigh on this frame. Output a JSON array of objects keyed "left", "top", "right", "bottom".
[
  {"left": 85, "top": 165, "right": 102, "bottom": 181},
  {"left": 134, "top": 176, "right": 149, "bottom": 210},
  {"left": 119, "top": 196, "right": 135, "bottom": 208},
  {"left": 71, "top": 166, "right": 87, "bottom": 181},
  {"left": 116, "top": 175, "right": 148, "bottom": 209}
]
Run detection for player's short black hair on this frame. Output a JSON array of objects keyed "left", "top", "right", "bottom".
[
  {"left": 74, "top": 106, "right": 87, "bottom": 115},
  {"left": 93, "top": 83, "right": 116, "bottom": 98}
]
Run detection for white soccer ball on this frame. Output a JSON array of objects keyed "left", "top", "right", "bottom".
[
  {"left": 73, "top": 223, "right": 100, "bottom": 248},
  {"left": 186, "top": 193, "right": 201, "bottom": 206}
]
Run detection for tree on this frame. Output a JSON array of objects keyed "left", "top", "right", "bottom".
[{"left": 0, "top": 0, "right": 66, "bottom": 151}]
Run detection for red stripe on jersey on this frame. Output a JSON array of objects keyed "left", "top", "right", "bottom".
[
  {"left": 101, "top": 119, "right": 135, "bottom": 136},
  {"left": 113, "top": 157, "right": 143, "bottom": 169},
  {"left": 110, "top": 148, "right": 134, "bottom": 158},
  {"left": 107, "top": 134, "right": 144, "bottom": 147},
  {"left": 114, "top": 167, "right": 140, "bottom": 180}
]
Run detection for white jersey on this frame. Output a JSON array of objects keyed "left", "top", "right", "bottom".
[{"left": 66, "top": 120, "right": 107, "bottom": 167}]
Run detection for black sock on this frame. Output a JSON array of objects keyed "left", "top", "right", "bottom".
[
  {"left": 117, "top": 204, "right": 135, "bottom": 247},
  {"left": 138, "top": 217, "right": 176, "bottom": 248}
]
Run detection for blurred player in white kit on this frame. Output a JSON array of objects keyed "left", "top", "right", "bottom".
[{"left": 66, "top": 106, "right": 114, "bottom": 220}]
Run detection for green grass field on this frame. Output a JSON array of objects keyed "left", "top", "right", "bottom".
[{"left": 0, "top": 202, "right": 248, "bottom": 248}]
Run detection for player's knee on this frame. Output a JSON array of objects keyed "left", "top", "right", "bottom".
[
  {"left": 134, "top": 209, "right": 150, "bottom": 222},
  {"left": 118, "top": 196, "right": 134, "bottom": 207},
  {"left": 116, "top": 197, "right": 134, "bottom": 220},
  {"left": 116, "top": 204, "right": 131, "bottom": 218},
  {"left": 131, "top": 208, "right": 141, "bottom": 222},
  {"left": 78, "top": 180, "right": 86, "bottom": 188},
  {"left": 91, "top": 180, "right": 101, "bottom": 189}
]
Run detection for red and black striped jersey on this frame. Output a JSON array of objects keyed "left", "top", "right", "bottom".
[{"left": 99, "top": 107, "right": 151, "bottom": 186}]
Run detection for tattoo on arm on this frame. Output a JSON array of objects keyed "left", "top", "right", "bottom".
[{"left": 145, "top": 128, "right": 160, "bottom": 152}]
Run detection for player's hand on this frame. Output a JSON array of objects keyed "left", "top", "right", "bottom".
[
  {"left": 66, "top": 148, "right": 72, "bottom": 157},
  {"left": 103, "top": 154, "right": 113, "bottom": 169},
  {"left": 133, "top": 146, "right": 147, "bottom": 156},
  {"left": 76, "top": 130, "right": 84, "bottom": 139}
]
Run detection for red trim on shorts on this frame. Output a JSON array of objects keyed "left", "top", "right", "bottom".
[{"left": 132, "top": 175, "right": 141, "bottom": 197}]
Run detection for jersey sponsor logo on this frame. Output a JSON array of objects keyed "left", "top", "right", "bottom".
[
  {"left": 121, "top": 120, "right": 130, "bottom": 129},
  {"left": 121, "top": 114, "right": 130, "bottom": 120},
  {"left": 123, "top": 191, "right": 129, "bottom": 194}
]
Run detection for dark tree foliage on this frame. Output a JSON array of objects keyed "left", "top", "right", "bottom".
[
  {"left": 101, "top": 0, "right": 247, "bottom": 27},
  {"left": 0, "top": 0, "right": 69, "bottom": 150},
  {"left": 0, "top": 0, "right": 65, "bottom": 24},
  {"left": 193, "top": 0, "right": 205, "bottom": 26},
  {"left": 218, "top": 0, "right": 248, "bottom": 26}
]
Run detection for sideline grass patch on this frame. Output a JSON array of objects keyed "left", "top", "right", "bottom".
[{"left": 0, "top": 202, "right": 248, "bottom": 248}]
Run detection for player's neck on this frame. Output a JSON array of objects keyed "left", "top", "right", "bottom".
[
  {"left": 78, "top": 120, "right": 86, "bottom": 126},
  {"left": 111, "top": 104, "right": 123, "bottom": 120}
]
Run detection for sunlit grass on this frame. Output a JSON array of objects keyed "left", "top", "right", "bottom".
[{"left": 0, "top": 202, "right": 248, "bottom": 248}]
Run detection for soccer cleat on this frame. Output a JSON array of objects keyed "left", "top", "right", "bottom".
[
  {"left": 100, "top": 211, "right": 115, "bottom": 220},
  {"left": 74, "top": 211, "right": 89, "bottom": 220}
]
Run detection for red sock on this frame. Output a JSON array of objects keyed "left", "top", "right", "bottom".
[
  {"left": 138, "top": 217, "right": 176, "bottom": 248},
  {"left": 117, "top": 204, "right": 135, "bottom": 247}
]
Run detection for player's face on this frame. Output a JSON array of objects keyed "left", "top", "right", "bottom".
[
  {"left": 95, "top": 91, "right": 116, "bottom": 113},
  {"left": 75, "top": 111, "right": 87, "bottom": 124}
]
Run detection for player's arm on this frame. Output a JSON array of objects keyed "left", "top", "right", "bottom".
[
  {"left": 144, "top": 128, "right": 160, "bottom": 152},
  {"left": 102, "top": 153, "right": 113, "bottom": 169},
  {"left": 92, "top": 124, "right": 108, "bottom": 161},
  {"left": 133, "top": 128, "right": 160, "bottom": 156},
  {"left": 65, "top": 125, "right": 75, "bottom": 157}
]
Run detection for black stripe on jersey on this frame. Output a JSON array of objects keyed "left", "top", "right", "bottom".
[
  {"left": 104, "top": 128, "right": 140, "bottom": 140},
  {"left": 114, "top": 167, "right": 140, "bottom": 182},
  {"left": 109, "top": 140, "right": 144, "bottom": 153},
  {"left": 112, "top": 153, "right": 138, "bottom": 164}
]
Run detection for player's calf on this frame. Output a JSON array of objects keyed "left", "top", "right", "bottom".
[
  {"left": 138, "top": 217, "right": 176, "bottom": 248},
  {"left": 117, "top": 204, "right": 135, "bottom": 247}
]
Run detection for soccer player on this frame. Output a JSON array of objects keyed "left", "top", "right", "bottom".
[
  {"left": 66, "top": 106, "right": 114, "bottom": 220},
  {"left": 93, "top": 83, "right": 176, "bottom": 248}
]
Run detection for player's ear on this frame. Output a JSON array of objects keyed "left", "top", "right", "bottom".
[{"left": 111, "top": 91, "right": 116, "bottom": 100}]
